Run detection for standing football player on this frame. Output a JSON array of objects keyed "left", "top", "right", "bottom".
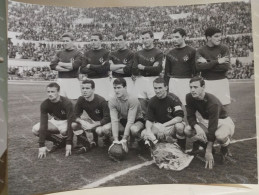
[
  {"left": 49, "top": 33, "right": 82, "bottom": 102},
  {"left": 72, "top": 79, "right": 111, "bottom": 154},
  {"left": 196, "top": 27, "right": 231, "bottom": 107},
  {"left": 108, "top": 78, "right": 145, "bottom": 153},
  {"left": 131, "top": 30, "right": 163, "bottom": 114},
  {"left": 141, "top": 78, "right": 186, "bottom": 150},
  {"left": 32, "top": 83, "right": 74, "bottom": 158},
  {"left": 164, "top": 28, "right": 196, "bottom": 105},
  {"left": 80, "top": 33, "right": 110, "bottom": 99},
  {"left": 184, "top": 76, "right": 235, "bottom": 169},
  {"left": 108, "top": 32, "right": 134, "bottom": 98}
]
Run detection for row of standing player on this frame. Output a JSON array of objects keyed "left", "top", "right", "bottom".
[{"left": 50, "top": 27, "right": 231, "bottom": 107}]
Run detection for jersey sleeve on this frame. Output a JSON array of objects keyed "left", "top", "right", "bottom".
[
  {"left": 207, "top": 104, "right": 220, "bottom": 142},
  {"left": 123, "top": 51, "right": 134, "bottom": 75},
  {"left": 164, "top": 54, "right": 172, "bottom": 84},
  {"left": 74, "top": 97, "right": 84, "bottom": 118},
  {"left": 72, "top": 50, "right": 82, "bottom": 70},
  {"left": 100, "top": 100, "right": 111, "bottom": 125},
  {"left": 146, "top": 99, "right": 156, "bottom": 122},
  {"left": 108, "top": 98, "right": 120, "bottom": 139},
  {"left": 132, "top": 52, "right": 140, "bottom": 76},
  {"left": 38, "top": 102, "right": 49, "bottom": 147},
  {"left": 49, "top": 51, "right": 60, "bottom": 70},
  {"left": 143, "top": 52, "right": 163, "bottom": 75},
  {"left": 185, "top": 94, "right": 198, "bottom": 128},
  {"left": 195, "top": 49, "right": 218, "bottom": 71},
  {"left": 64, "top": 101, "right": 74, "bottom": 145}
]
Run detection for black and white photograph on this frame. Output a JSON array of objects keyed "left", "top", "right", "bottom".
[{"left": 7, "top": 0, "right": 257, "bottom": 194}]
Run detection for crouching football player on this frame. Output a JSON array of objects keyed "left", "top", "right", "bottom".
[
  {"left": 72, "top": 79, "right": 111, "bottom": 154},
  {"left": 108, "top": 78, "right": 145, "bottom": 154},
  {"left": 141, "top": 78, "right": 186, "bottom": 150},
  {"left": 32, "top": 82, "right": 74, "bottom": 158},
  {"left": 184, "top": 76, "right": 235, "bottom": 169}
]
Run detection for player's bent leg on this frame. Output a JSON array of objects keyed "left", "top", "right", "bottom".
[
  {"left": 174, "top": 122, "right": 186, "bottom": 150},
  {"left": 130, "top": 121, "right": 144, "bottom": 137},
  {"left": 32, "top": 122, "right": 40, "bottom": 136}
]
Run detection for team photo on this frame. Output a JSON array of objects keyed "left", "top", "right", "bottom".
[{"left": 7, "top": 0, "right": 257, "bottom": 195}]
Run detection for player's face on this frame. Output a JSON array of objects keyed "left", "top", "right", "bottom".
[
  {"left": 61, "top": 37, "right": 73, "bottom": 50},
  {"left": 81, "top": 83, "right": 94, "bottom": 99},
  {"left": 115, "top": 35, "right": 126, "bottom": 50},
  {"left": 189, "top": 81, "right": 205, "bottom": 99},
  {"left": 153, "top": 82, "right": 167, "bottom": 99},
  {"left": 91, "top": 35, "right": 102, "bottom": 50},
  {"left": 113, "top": 84, "right": 126, "bottom": 98},
  {"left": 141, "top": 33, "right": 154, "bottom": 49},
  {"left": 47, "top": 87, "right": 60, "bottom": 102},
  {"left": 172, "top": 32, "right": 185, "bottom": 48},
  {"left": 209, "top": 33, "right": 222, "bottom": 46}
]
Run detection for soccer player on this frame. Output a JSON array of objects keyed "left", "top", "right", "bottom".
[
  {"left": 32, "top": 83, "right": 74, "bottom": 158},
  {"left": 141, "top": 78, "right": 186, "bottom": 150},
  {"left": 164, "top": 28, "right": 196, "bottom": 105},
  {"left": 108, "top": 78, "right": 145, "bottom": 153},
  {"left": 184, "top": 76, "right": 235, "bottom": 169},
  {"left": 131, "top": 30, "right": 163, "bottom": 114},
  {"left": 49, "top": 33, "right": 82, "bottom": 101},
  {"left": 196, "top": 27, "right": 231, "bottom": 106},
  {"left": 108, "top": 32, "right": 134, "bottom": 98},
  {"left": 72, "top": 79, "right": 111, "bottom": 154},
  {"left": 80, "top": 33, "right": 110, "bottom": 99}
]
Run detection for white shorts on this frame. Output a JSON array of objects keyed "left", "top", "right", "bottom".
[
  {"left": 197, "top": 115, "right": 235, "bottom": 137},
  {"left": 32, "top": 118, "right": 68, "bottom": 135},
  {"left": 128, "top": 76, "right": 156, "bottom": 99},
  {"left": 168, "top": 78, "right": 190, "bottom": 105},
  {"left": 57, "top": 78, "right": 81, "bottom": 99},
  {"left": 205, "top": 79, "right": 231, "bottom": 105},
  {"left": 92, "top": 77, "right": 111, "bottom": 100}
]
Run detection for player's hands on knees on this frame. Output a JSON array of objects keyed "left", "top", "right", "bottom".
[
  {"left": 38, "top": 146, "right": 49, "bottom": 159},
  {"left": 80, "top": 120, "right": 91, "bottom": 131},
  {"left": 120, "top": 139, "right": 128, "bottom": 153},
  {"left": 193, "top": 125, "right": 207, "bottom": 143},
  {"left": 65, "top": 144, "right": 72, "bottom": 157},
  {"left": 218, "top": 56, "right": 230, "bottom": 64},
  {"left": 205, "top": 151, "right": 214, "bottom": 169},
  {"left": 197, "top": 57, "right": 207, "bottom": 63}
]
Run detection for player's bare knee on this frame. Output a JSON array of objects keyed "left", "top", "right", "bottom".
[
  {"left": 140, "top": 129, "right": 147, "bottom": 139},
  {"left": 71, "top": 122, "right": 79, "bottom": 130},
  {"left": 215, "top": 131, "right": 228, "bottom": 143},
  {"left": 95, "top": 126, "right": 103, "bottom": 136},
  {"left": 130, "top": 125, "right": 140, "bottom": 137},
  {"left": 175, "top": 123, "right": 185, "bottom": 135},
  {"left": 60, "top": 129, "right": 67, "bottom": 136},
  {"left": 32, "top": 123, "right": 40, "bottom": 136},
  {"left": 184, "top": 125, "right": 193, "bottom": 138}
]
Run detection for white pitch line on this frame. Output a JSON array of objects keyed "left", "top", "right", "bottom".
[
  {"left": 80, "top": 160, "right": 155, "bottom": 189},
  {"left": 81, "top": 136, "right": 257, "bottom": 189}
]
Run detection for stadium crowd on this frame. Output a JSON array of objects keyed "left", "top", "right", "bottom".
[{"left": 8, "top": 1, "right": 251, "bottom": 41}]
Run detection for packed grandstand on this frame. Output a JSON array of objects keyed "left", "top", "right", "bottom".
[{"left": 7, "top": 0, "right": 254, "bottom": 80}]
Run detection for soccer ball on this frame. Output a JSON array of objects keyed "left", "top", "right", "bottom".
[{"left": 108, "top": 143, "right": 126, "bottom": 161}]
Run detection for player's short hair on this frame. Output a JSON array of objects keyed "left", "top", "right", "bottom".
[
  {"left": 153, "top": 77, "right": 168, "bottom": 87},
  {"left": 141, "top": 30, "right": 154, "bottom": 38},
  {"left": 115, "top": 32, "right": 126, "bottom": 40},
  {"left": 82, "top": 79, "right": 95, "bottom": 89},
  {"left": 113, "top": 78, "right": 127, "bottom": 87},
  {"left": 91, "top": 33, "right": 103, "bottom": 41},
  {"left": 61, "top": 33, "right": 74, "bottom": 41},
  {"left": 204, "top": 27, "right": 221, "bottom": 38},
  {"left": 173, "top": 28, "right": 186, "bottom": 37},
  {"left": 47, "top": 82, "right": 60, "bottom": 91},
  {"left": 189, "top": 76, "right": 205, "bottom": 87}
]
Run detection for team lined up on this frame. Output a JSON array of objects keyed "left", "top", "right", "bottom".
[{"left": 33, "top": 27, "right": 234, "bottom": 169}]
